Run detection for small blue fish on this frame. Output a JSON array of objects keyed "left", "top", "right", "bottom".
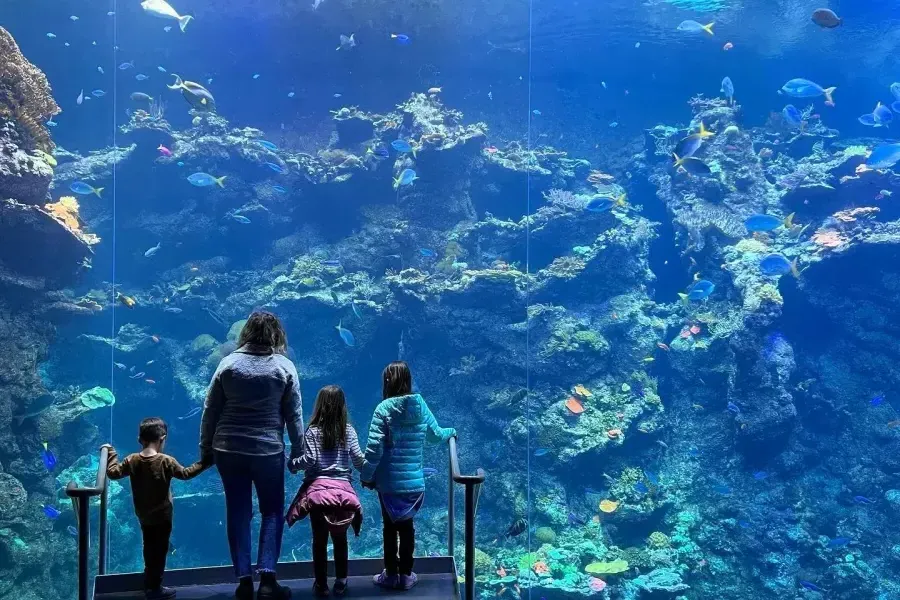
[
  {"left": 828, "top": 537, "right": 851, "bottom": 548},
  {"left": 687, "top": 279, "right": 715, "bottom": 301},
  {"left": 43, "top": 505, "right": 61, "bottom": 519},
  {"left": 800, "top": 581, "right": 823, "bottom": 592},
  {"left": 394, "top": 168, "right": 418, "bottom": 189},
  {"left": 320, "top": 259, "right": 342, "bottom": 268},
  {"left": 745, "top": 214, "right": 790, "bottom": 233},
  {"left": 532, "top": 109, "right": 542, "bottom": 116},
  {"left": 391, "top": 33, "right": 411, "bottom": 44},
  {"left": 645, "top": 471, "right": 659, "bottom": 486},
  {"left": 369, "top": 146, "right": 390, "bottom": 158},
  {"left": 231, "top": 215, "right": 251, "bottom": 224},
  {"left": 187, "top": 173, "right": 227, "bottom": 188},
  {"left": 866, "top": 143, "right": 900, "bottom": 169},
  {"left": 419, "top": 248, "right": 435, "bottom": 257},
  {"left": 634, "top": 481, "right": 649, "bottom": 494},
  {"left": 41, "top": 443, "right": 57, "bottom": 471},
  {"left": 92, "top": 89, "right": 106, "bottom": 97},
  {"left": 727, "top": 401, "right": 741, "bottom": 414},
  {"left": 157, "top": 66, "right": 167, "bottom": 73},
  {"left": 135, "top": 74, "right": 149, "bottom": 81},
  {"left": 178, "top": 406, "right": 202, "bottom": 420},
  {"left": 352, "top": 302, "right": 362, "bottom": 319},
  {"left": 753, "top": 471, "right": 769, "bottom": 480},
  {"left": 259, "top": 140, "right": 278, "bottom": 151},
  {"left": 47, "top": 33, "right": 57, "bottom": 39},
  {"left": 272, "top": 185, "right": 287, "bottom": 193},
  {"left": 759, "top": 253, "right": 798, "bottom": 277},
  {"left": 780, "top": 78, "right": 836, "bottom": 105},
  {"left": 336, "top": 320, "right": 355, "bottom": 347},
  {"left": 854, "top": 495, "right": 874, "bottom": 505},
  {"left": 97, "top": 66, "right": 105, "bottom": 75},
  {"left": 534, "top": 448, "right": 550, "bottom": 457},
  {"left": 67, "top": 525, "right": 78, "bottom": 536},
  {"left": 70, "top": 181, "right": 104, "bottom": 198},
  {"left": 677, "top": 20, "right": 714, "bottom": 35},
  {"left": 177, "top": 161, "right": 185, "bottom": 167},
  {"left": 253, "top": 74, "right": 260, "bottom": 80},
  {"left": 782, "top": 104, "right": 803, "bottom": 128},
  {"left": 119, "top": 61, "right": 135, "bottom": 70},
  {"left": 721, "top": 77, "right": 734, "bottom": 105},
  {"left": 265, "top": 162, "right": 285, "bottom": 174},
  {"left": 391, "top": 139, "right": 415, "bottom": 154},
  {"left": 871, "top": 395, "right": 885, "bottom": 407},
  {"left": 288, "top": 92, "right": 295, "bottom": 98},
  {"left": 738, "top": 520, "right": 751, "bottom": 529}
]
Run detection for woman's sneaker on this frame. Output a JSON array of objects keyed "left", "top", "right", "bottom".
[
  {"left": 234, "top": 576, "right": 253, "bottom": 600},
  {"left": 312, "top": 581, "right": 330, "bottom": 597},
  {"left": 332, "top": 578, "right": 348, "bottom": 596},
  {"left": 373, "top": 570, "right": 399, "bottom": 589},
  {"left": 398, "top": 573, "right": 418, "bottom": 591},
  {"left": 257, "top": 573, "right": 292, "bottom": 600}
]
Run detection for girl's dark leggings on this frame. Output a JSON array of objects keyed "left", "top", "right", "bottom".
[
  {"left": 380, "top": 497, "right": 415, "bottom": 576},
  {"left": 310, "top": 512, "right": 349, "bottom": 584}
]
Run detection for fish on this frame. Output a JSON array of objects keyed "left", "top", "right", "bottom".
[
  {"left": 47, "top": 33, "right": 57, "bottom": 39},
  {"left": 76, "top": 89, "right": 84, "bottom": 105},
  {"left": 422, "top": 467, "right": 438, "bottom": 478},
  {"left": 674, "top": 135, "right": 704, "bottom": 159},
  {"left": 272, "top": 185, "right": 287, "bottom": 193},
  {"left": 782, "top": 104, "right": 803, "bottom": 128},
  {"left": 393, "top": 168, "right": 418, "bottom": 189},
  {"left": 163, "top": 306, "right": 183, "bottom": 314},
  {"left": 727, "top": 401, "right": 741, "bottom": 414},
  {"left": 534, "top": 448, "right": 550, "bottom": 457},
  {"left": 187, "top": 173, "right": 227, "bottom": 187},
  {"left": 131, "top": 92, "right": 153, "bottom": 103},
  {"left": 532, "top": 109, "right": 542, "bottom": 116},
  {"left": 427, "top": 87, "right": 442, "bottom": 94},
  {"left": 657, "top": 342, "right": 670, "bottom": 351},
  {"left": 231, "top": 215, "right": 251, "bottom": 224},
  {"left": 320, "top": 259, "right": 342, "bottom": 268},
  {"left": 146, "top": 360, "right": 154, "bottom": 366},
  {"left": 98, "top": 66, "right": 105, "bottom": 75},
  {"left": 117, "top": 293, "right": 136, "bottom": 309},
  {"left": 258, "top": 140, "right": 278, "bottom": 151},
  {"left": 672, "top": 154, "right": 711, "bottom": 174},
  {"left": 70, "top": 15, "right": 79, "bottom": 21},
  {"left": 859, "top": 113, "right": 878, "bottom": 127},
  {"left": 145, "top": 379, "right": 156, "bottom": 384},
  {"left": 151, "top": 335, "right": 160, "bottom": 343},
  {"left": 158, "top": 66, "right": 167, "bottom": 73},
  {"left": 634, "top": 481, "right": 649, "bottom": 494},
  {"left": 168, "top": 75, "right": 216, "bottom": 111},
  {"left": 800, "top": 581, "right": 823, "bottom": 592},
  {"left": 70, "top": 181, "right": 103, "bottom": 198},
  {"left": 164, "top": 26, "right": 172, "bottom": 32},
  {"left": 568, "top": 512, "right": 586, "bottom": 526},
  {"left": 336, "top": 34, "right": 356, "bottom": 50},
  {"left": 721, "top": 77, "right": 734, "bottom": 105},
  {"left": 43, "top": 505, "right": 61, "bottom": 519},
  {"left": 130, "top": 371, "right": 146, "bottom": 379},
  {"left": 367, "top": 146, "right": 390, "bottom": 159},
  {"left": 752, "top": 471, "right": 769, "bottom": 480},
  {"left": 391, "top": 139, "right": 417, "bottom": 156},
  {"left": 352, "top": 302, "right": 362, "bottom": 319},
  {"left": 34, "top": 149, "right": 56, "bottom": 168},
  {"left": 723, "top": 42, "right": 733, "bottom": 51},
  {"left": 585, "top": 194, "right": 627, "bottom": 212},
  {"left": 854, "top": 495, "right": 874, "bottom": 504},
  {"left": 41, "top": 442, "right": 57, "bottom": 471},
  {"left": 252, "top": 74, "right": 260, "bottom": 80},
  {"left": 141, "top": 0, "right": 193, "bottom": 32},
  {"left": 114, "top": 362, "right": 127, "bottom": 370},
  {"left": 46, "top": 118, "right": 57, "bottom": 127},
  {"left": 135, "top": 74, "right": 150, "bottom": 81},
  {"left": 866, "top": 143, "right": 900, "bottom": 169},
  {"left": 391, "top": 33, "right": 411, "bottom": 45},
  {"left": 745, "top": 213, "right": 794, "bottom": 232},
  {"left": 178, "top": 406, "right": 202, "bottom": 420},
  {"left": 67, "top": 526, "right": 78, "bottom": 536},
  {"left": 759, "top": 253, "right": 799, "bottom": 278},
  {"left": 871, "top": 395, "right": 885, "bottom": 407},
  {"left": 119, "top": 61, "right": 135, "bottom": 70},
  {"left": 677, "top": 20, "right": 714, "bottom": 35},
  {"left": 265, "top": 162, "right": 285, "bottom": 174},
  {"left": 828, "top": 537, "right": 851, "bottom": 548},
  {"left": 811, "top": 8, "right": 842, "bottom": 28},
  {"left": 505, "top": 518, "right": 527, "bottom": 538},
  {"left": 891, "top": 83, "right": 900, "bottom": 102},
  {"left": 874, "top": 102, "right": 893, "bottom": 127},
  {"left": 689, "top": 325, "right": 701, "bottom": 335},
  {"left": 312, "top": 0, "right": 325, "bottom": 9},
  {"left": 780, "top": 78, "right": 836, "bottom": 106},
  {"left": 687, "top": 279, "right": 715, "bottom": 301},
  {"left": 144, "top": 242, "right": 161, "bottom": 257},
  {"left": 419, "top": 248, "right": 435, "bottom": 257},
  {"left": 336, "top": 320, "right": 355, "bottom": 346},
  {"left": 288, "top": 92, "right": 295, "bottom": 98}
]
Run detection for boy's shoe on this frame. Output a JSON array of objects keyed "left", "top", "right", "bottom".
[
  {"left": 373, "top": 570, "right": 399, "bottom": 589},
  {"left": 234, "top": 576, "right": 254, "bottom": 600},
  {"left": 397, "top": 573, "right": 418, "bottom": 591},
  {"left": 145, "top": 586, "right": 176, "bottom": 600},
  {"left": 257, "top": 572, "right": 292, "bottom": 600},
  {"left": 312, "top": 581, "right": 330, "bottom": 597},
  {"left": 332, "top": 578, "right": 348, "bottom": 596}
]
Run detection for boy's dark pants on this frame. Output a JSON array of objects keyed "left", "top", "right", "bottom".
[
  {"left": 379, "top": 498, "right": 415, "bottom": 576},
  {"left": 141, "top": 519, "right": 173, "bottom": 590}
]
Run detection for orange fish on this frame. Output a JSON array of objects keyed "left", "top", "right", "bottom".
[
  {"left": 151, "top": 335, "right": 160, "bottom": 343},
  {"left": 690, "top": 325, "right": 701, "bottom": 335},
  {"left": 723, "top": 42, "right": 733, "bottom": 51},
  {"left": 145, "top": 379, "right": 156, "bottom": 384},
  {"left": 497, "top": 567, "right": 507, "bottom": 577},
  {"left": 657, "top": 342, "right": 670, "bottom": 351},
  {"left": 565, "top": 396, "right": 585, "bottom": 415}
]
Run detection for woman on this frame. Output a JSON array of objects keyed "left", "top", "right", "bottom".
[{"left": 199, "top": 311, "right": 304, "bottom": 600}]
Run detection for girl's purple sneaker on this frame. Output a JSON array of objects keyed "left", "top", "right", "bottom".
[
  {"left": 373, "top": 570, "right": 399, "bottom": 589},
  {"left": 398, "top": 573, "right": 418, "bottom": 591}
]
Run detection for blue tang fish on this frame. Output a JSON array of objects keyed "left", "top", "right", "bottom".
[
  {"left": 782, "top": 105, "right": 802, "bottom": 128},
  {"left": 721, "top": 77, "right": 734, "bottom": 105},
  {"left": 677, "top": 20, "right": 714, "bottom": 35},
  {"left": 40, "top": 442, "right": 57, "bottom": 471},
  {"left": 391, "top": 33, "right": 411, "bottom": 44},
  {"left": 687, "top": 279, "right": 715, "bottom": 301},
  {"left": 394, "top": 168, "right": 418, "bottom": 189},
  {"left": 187, "top": 173, "right": 227, "bottom": 187},
  {"left": 867, "top": 143, "right": 900, "bottom": 169},
  {"left": 43, "top": 505, "right": 61, "bottom": 519},
  {"left": 780, "top": 78, "right": 836, "bottom": 105},
  {"left": 745, "top": 213, "right": 794, "bottom": 232},
  {"left": 336, "top": 320, "right": 355, "bottom": 347},
  {"left": 70, "top": 181, "right": 104, "bottom": 198},
  {"left": 759, "top": 253, "right": 799, "bottom": 277}
]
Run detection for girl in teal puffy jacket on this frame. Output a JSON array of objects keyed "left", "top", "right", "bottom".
[{"left": 360, "top": 361, "right": 456, "bottom": 591}]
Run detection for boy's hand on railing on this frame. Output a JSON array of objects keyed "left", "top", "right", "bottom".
[{"left": 99, "top": 444, "right": 113, "bottom": 450}]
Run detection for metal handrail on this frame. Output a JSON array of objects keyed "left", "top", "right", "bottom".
[
  {"left": 447, "top": 436, "right": 486, "bottom": 600},
  {"left": 66, "top": 445, "right": 110, "bottom": 600}
]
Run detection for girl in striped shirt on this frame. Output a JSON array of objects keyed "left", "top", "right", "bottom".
[{"left": 287, "top": 385, "right": 366, "bottom": 597}]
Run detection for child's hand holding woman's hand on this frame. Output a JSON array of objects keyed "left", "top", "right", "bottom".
[{"left": 360, "top": 479, "right": 376, "bottom": 490}]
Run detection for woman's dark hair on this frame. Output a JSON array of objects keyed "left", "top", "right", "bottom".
[
  {"left": 383, "top": 361, "right": 412, "bottom": 400},
  {"left": 237, "top": 310, "right": 287, "bottom": 352},
  {"left": 308, "top": 385, "right": 347, "bottom": 450},
  {"left": 139, "top": 417, "right": 168, "bottom": 443}
]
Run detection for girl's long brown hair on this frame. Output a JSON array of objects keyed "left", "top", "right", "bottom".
[
  {"left": 383, "top": 360, "right": 412, "bottom": 399},
  {"left": 308, "top": 385, "right": 348, "bottom": 450},
  {"left": 237, "top": 310, "right": 288, "bottom": 352}
]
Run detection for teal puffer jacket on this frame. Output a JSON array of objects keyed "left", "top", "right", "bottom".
[{"left": 360, "top": 393, "right": 456, "bottom": 494}]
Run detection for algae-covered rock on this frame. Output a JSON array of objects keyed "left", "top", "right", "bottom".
[
  {"left": 534, "top": 526, "right": 557, "bottom": 545},
  {"left": 78, "top": 386, "right": 115, "bottom": 409},
  {"left": 227, "top": 319, "right": 247, "bottom": 342},
  {"left": 585, "top": 559, "right": 629, "bottom": 575},
  {"left": 191, "top": 334, "right": 219, "bottom": 353},
  {"left": 0, "top": 473, "right": 27, "bottom": 519}
]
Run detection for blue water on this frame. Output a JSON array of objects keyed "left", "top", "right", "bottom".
[{"left": 6, "top": 0, "right": 900, "bottom": 598}]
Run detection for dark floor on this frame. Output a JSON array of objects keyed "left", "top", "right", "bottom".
[{"left": 95, "top": 574, "right": 458, "bottom": 599}]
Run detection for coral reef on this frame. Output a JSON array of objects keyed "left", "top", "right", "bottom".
[{"left": 0, "top": 27, "right": 59, "bottom": 153}]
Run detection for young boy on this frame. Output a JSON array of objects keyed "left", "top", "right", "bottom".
[{"left": 104, "top": 417, "right": 209, "bottom": 600}]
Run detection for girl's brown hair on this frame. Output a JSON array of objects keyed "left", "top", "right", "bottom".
[
  {"left": 308, "top": 385, "right": 347, "bottom": 450},
  {"left": 237, "top": 310, "right": 288, "bottom": 352},
  {"left": 382, "top": 360, "right": 412, "bottom": 400}
]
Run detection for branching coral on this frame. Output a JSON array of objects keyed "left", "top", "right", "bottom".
[
  {"left": 0, "top": 27, "right": 60, "bottom": 152},
  {"left": 43, "top": 196, "right": 101, "bottom": 246}
]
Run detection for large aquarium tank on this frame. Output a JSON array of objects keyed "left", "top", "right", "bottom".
[{"left": 4, "top": 0, "right": 900, "bottom": 598}]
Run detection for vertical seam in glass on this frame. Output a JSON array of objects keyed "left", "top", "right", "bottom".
[
  {"left": 107, "top": 0, "right": 118, "bottom": 571},
  {"left": 525, "top": 0, "right": 534, "bottom": 585}
]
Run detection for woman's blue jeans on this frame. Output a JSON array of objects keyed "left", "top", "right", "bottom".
[{"left": 215, "top": 451, "right": 285, "bottom": 578}]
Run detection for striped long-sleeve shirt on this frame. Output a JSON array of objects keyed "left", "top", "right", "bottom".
[{"left": 290, "top": 424, "right": 366, "bottom": 483}]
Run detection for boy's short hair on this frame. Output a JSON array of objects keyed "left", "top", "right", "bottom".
[{"left": 139, "top": 417, "right": 168, "bottom": 443}]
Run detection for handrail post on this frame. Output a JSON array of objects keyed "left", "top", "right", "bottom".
[
  {"left": 66, "top": 445, "right": 111, "bottom": 600},
  {"left": 76, "top": 493, "right": 91, "bottom": 600},
  {"left": 98, "top": 477, "right": 109, "bottom": 574},
  {"left": 464, "top": 483, "right": 476, "bottom": 600},
  {"left": 447, "top": 442, "right": 455, "bottom": 555}
]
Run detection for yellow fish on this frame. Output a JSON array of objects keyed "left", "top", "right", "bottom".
[
  {"left": 34, "top": 149, "right": 57, "bottom": 168},
  {"left": 116, "top": 292, "right": 136, "bottom": 308},
  {"left": 643, "top": 357, "right": 655, "bottom": 363}
]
